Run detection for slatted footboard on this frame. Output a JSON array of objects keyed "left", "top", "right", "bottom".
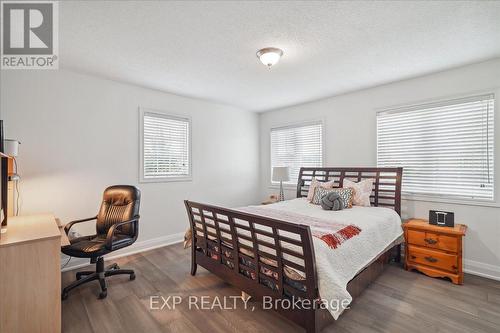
[{"left": 184, "top": 200, "right": 319, "bottom": 331}]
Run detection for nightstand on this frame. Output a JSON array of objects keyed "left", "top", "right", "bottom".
[
  {"left": 261, "top": 195, "right": 278, "bottom": 205},
  {"left": 403, "top": 219, "right": 467, "bottom": 285}
]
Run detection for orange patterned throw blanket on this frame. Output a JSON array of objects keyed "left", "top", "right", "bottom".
[{"left": 238, "top": 207, "right": 361, "bottom": 249}]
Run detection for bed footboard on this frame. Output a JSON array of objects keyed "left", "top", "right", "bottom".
[{"left": 184, "top": 200, "right": 320, "bottom": 332}]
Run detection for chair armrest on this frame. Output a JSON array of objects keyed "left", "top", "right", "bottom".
[
  {"left": 64, "top": 216, "right": 97, "bottom": 235},
  {"left": 105, "top": 215, "right": 140, "bottom": 250}
]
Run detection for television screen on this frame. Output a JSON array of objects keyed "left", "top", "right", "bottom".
[{"left": 1, "top": 120, "right": 7, "bottom": 226}]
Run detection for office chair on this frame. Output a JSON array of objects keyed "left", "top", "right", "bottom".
[{"left": 61, "top": 185, "right": 140, "bottom": 300}]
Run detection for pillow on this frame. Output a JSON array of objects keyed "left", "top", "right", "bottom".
[
  {"left": 330, "top": 188, "right": 354, "bottom": 208},
  {"left": 306, "top": 178, "right": 335, "bottom": 201},
  {"left": 311, "top": 186, "right": 329, "bottom": 205},
  {"left": 184, "top": 228, "right": 192, "bottom": 248},
  {"left": 343, "top": 179, "right": 374, "bottom": 207},
  {"left": 312, "top": 187, "right": 354, "bottom": 208},
  {"left": 320, "top": 192, "right": 343, "bottom": 211}
]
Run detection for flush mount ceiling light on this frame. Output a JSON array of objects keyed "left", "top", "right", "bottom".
[{"left": 256, "top": 47, "right": 283, "bottom": 69}]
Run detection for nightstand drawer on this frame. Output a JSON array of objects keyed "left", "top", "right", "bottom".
[
  {"left": 407, "top": 229, "right": 458, "bottom": 253},
  {"left": 407, "top": 245, "right": 458, "bottom": 273}
]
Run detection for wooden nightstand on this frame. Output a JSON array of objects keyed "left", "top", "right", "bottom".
[
  {"left": 403, "top": 219, "right": 467, "bottom": 285},
  {"left": 261, "top": 195, "right": 279, "bottom": 205}
]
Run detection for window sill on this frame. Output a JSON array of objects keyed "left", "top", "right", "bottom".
[
  {"left": 140, "top": 176, "right": 192, "bottom": 183},
  {"left": 402, "top": 194, "right": 500, "bottom": 208}
]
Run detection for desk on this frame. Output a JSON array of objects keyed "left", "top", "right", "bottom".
[
  {"left": 56, "top": 217, "right": 71, "bottom": 247},
  {"left": 0, "top": 214, "right": 63, "bottom": 333}
]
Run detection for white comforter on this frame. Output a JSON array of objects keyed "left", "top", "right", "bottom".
[{"left": 255, "top": 198, "right": 403, "bottom": 319}]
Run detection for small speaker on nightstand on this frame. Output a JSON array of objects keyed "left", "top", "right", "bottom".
[{"left": 429, "top": 210, "right": 454, "bottom": 227}]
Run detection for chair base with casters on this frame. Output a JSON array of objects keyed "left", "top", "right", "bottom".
[
  {"left": 61, "top": 256, "right": 135, "bottom": 300},
  {"left": 61, "top": 185, "right": 141, "bottom": 300}
]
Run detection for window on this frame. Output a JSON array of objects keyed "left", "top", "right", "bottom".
[
  {"left": 377, "top": 94, "right": 494, "bottom": 201},
  {"left": 140, "top": 108, "right": 191, "bottom": 182},
  {"left": 271, "top": 122, "right": 323, "bottom": 185}
]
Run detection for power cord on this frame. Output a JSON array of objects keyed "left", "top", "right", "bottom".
[
  {"left": 12, "top": 157, "right": 21, "bottom": 216},
  {"left": 61, "top": 256, "right": 72, "bottom": 269},
  {"left": 15, "top": 180, "right": 20, "bottom": 216}
]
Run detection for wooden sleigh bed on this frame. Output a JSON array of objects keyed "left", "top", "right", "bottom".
[{"left": 184, "top": 167, "right": 403, "bottom": 332}]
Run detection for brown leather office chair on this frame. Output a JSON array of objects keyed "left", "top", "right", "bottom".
[{"left": 61, "top": 185, "right": 140, "bottom": 300}]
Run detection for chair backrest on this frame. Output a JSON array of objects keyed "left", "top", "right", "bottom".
[{"left": 96, "top": 185, "right": 141, "bottom": 237}]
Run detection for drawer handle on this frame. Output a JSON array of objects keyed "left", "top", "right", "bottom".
[
  {"left": 424, "top": 238, "right": 437, "bottom": 245},
  {"left": 425, "top": 256, "right": 438, "bottom": 263}
]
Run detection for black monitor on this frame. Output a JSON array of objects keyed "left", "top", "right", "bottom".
[{"left": 1, "top": 120, "right": 7, "bottom": 226}]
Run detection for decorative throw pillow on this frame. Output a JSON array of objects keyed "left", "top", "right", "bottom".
[
  {"left": 330, "top": 188, "right": 354, "bottom": 208},
  {"left": 343, "top": 179, "right": 374, "bottom": 207},
  {"left": 320, "top": 192, "right": 343, "bottom": 211},
  {"left": 306, "top": 178, "right": 335, "bottom": 201},
  {"left": 311, "top": 186, "right": 331, "bottom": 205},
  {"left": 312, "top": 187, "right": 354, "bottom": 209}
]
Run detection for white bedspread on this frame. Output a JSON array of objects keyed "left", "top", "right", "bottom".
[{"left": 253, "top": 198, "right": 403, "bottom": 319}]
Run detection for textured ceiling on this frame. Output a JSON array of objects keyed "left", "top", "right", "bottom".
[{"left": 60, "top": 1, "right": 500, "bottom": 112}]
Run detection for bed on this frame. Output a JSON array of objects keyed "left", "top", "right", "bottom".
[{"left": 184, "top": 167, "right": 403, "bottom": 332}]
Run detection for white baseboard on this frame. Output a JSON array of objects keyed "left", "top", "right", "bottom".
[
  {"left": 61, "top": 233, "right": 500, "bottom": 283},
  {"left": 61, "top": 232, "right": 184, "bottom": 272},
  {"left": 464, "top": 259, "right": 500, "bottom": 281}
]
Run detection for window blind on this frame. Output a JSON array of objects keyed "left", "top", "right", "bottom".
[
  {"left": 271, "top": 122, "right": 323, "bottom": 184},
  {"left": 377, "top": 94, "right": 494, "bottom": 201},
  {"left": 142, "top": 111, "right": 190, "bottom": 180}
]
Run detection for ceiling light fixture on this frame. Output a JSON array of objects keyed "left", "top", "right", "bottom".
[{"left": 256, "top": 47, "right": 283, "bottom": 69}]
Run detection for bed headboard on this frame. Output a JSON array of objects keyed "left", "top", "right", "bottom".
[{"left": 296, "top": 167, "right": 403, "bottom": 215}]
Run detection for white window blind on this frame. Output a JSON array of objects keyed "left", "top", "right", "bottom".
[
  {"left": 271, "top": 122, "right": 323, "bottom": 184},
  {"left": 141, "top": 110, "right": 191, "bottom": 181},
  {"left": 377, "top": 94, "right": 494, "bottom": 201}
]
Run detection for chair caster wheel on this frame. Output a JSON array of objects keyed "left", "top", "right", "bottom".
[
  {"left": 62, "top": 292, "right": 68, "bottom": 300},
  {"left": 130, "top": 273, "right": 136, "bottom": 281},
  {"left": 99, "top": 290, "right": 107, "bottom": 299}
]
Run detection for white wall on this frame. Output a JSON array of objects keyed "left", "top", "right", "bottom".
[
  {"left": 0, "top": 69, "right": 260, "bottom": 268},
  {"left": 259, "top": 58, "right": 500, "bottom": 280},
  {"left": 2, "top": 59, "right": 499, "bottom": 278}
]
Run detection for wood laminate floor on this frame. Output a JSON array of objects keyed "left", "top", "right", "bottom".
[{"left": 62, "top": 243, "right": 500, "bottom": 333}]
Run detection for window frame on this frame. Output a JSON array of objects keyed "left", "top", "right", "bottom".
[
  {"left": 376, "top": 93, "right": 498, "bottom": 207},
  {"left": 139, "top": 107, "right": 192, "bottom": 183},
  {"left": 269, "top": 119, "right": 325, "bottom": 187}
]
